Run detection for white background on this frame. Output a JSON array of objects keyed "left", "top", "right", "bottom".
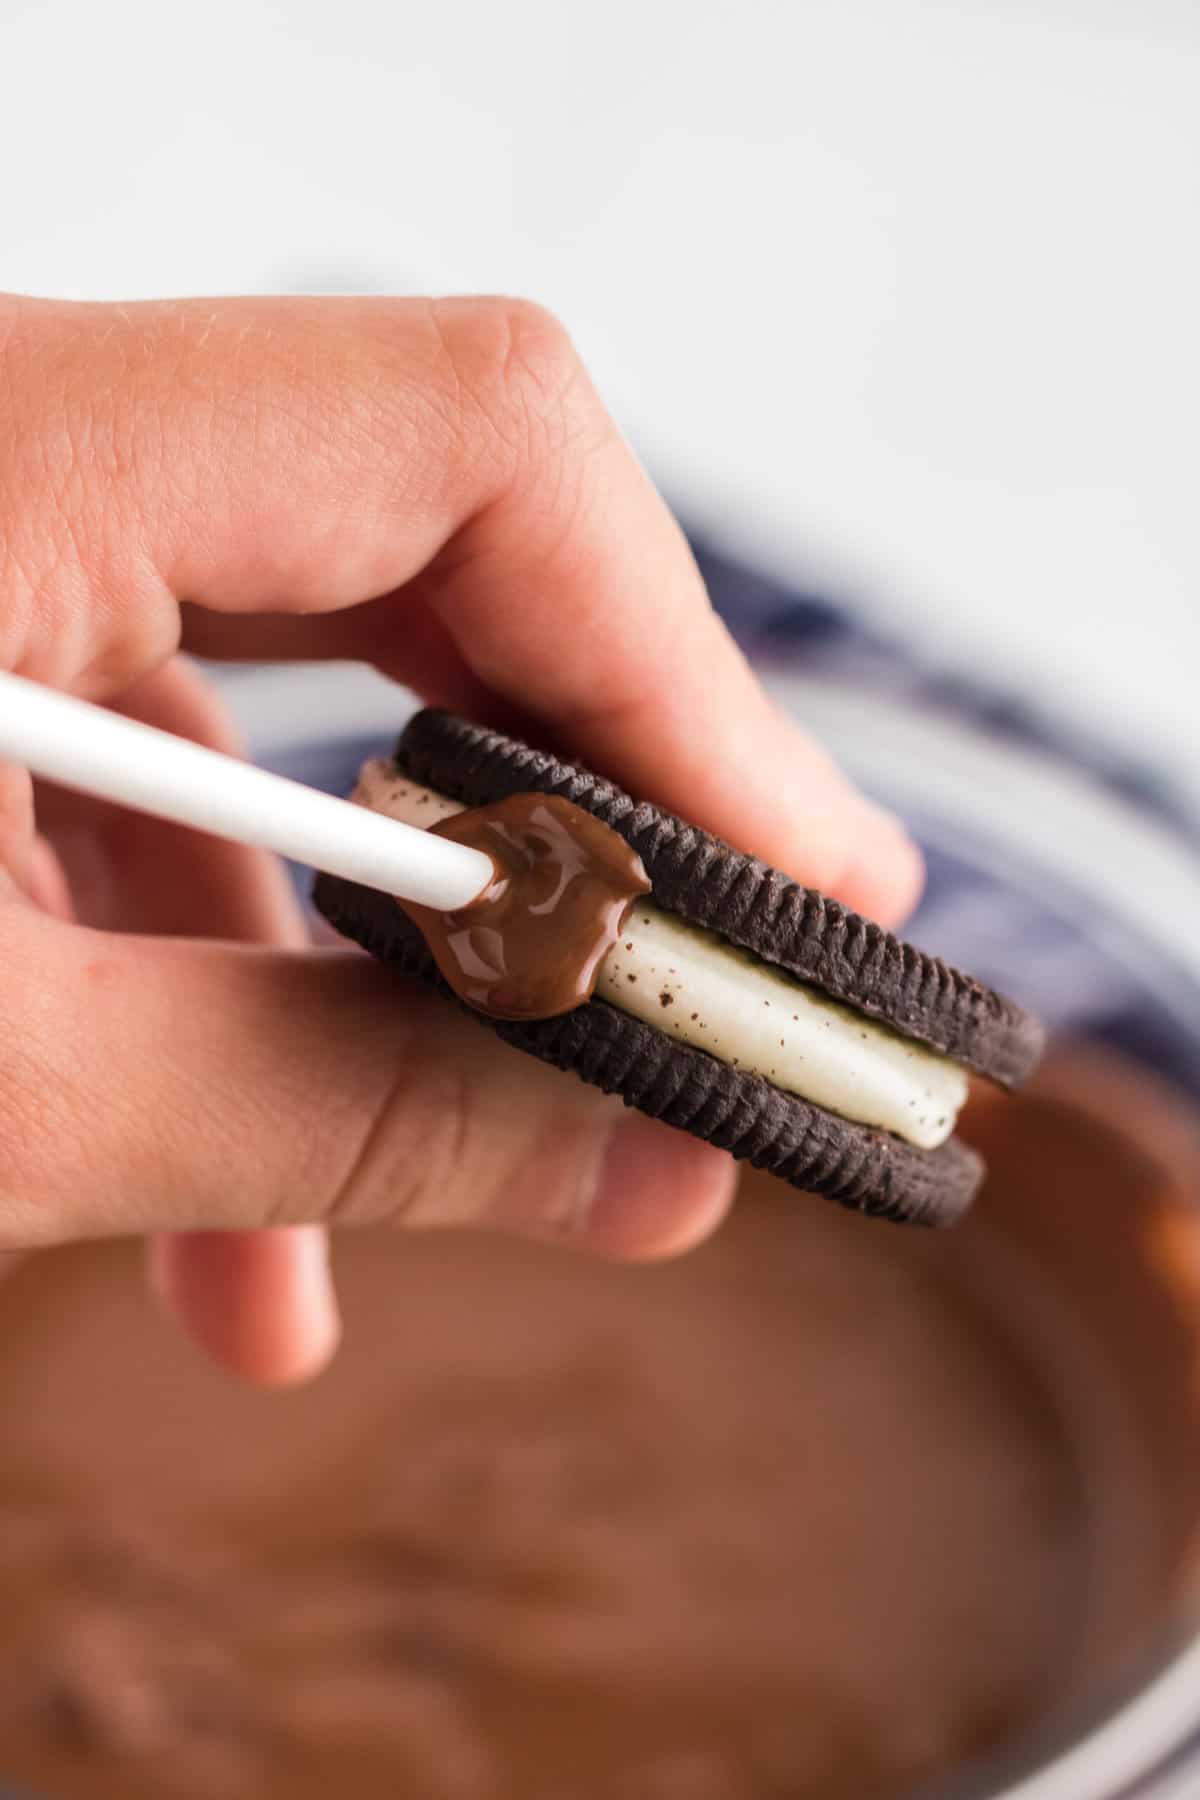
[{"left": 3, "top": 0, "right": 1197, "bottom": 801}]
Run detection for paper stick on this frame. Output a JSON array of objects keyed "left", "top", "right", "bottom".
[{"left": 0, "top": 671, "right": 493, "bottom": 911}]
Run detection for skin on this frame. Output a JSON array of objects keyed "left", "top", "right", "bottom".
[{"left": 0, "top": 294, "right": 922, "bottom": 1386}]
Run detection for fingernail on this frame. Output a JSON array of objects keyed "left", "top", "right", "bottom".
[
  {"left": 585, "top": 1111, "right": 737, "bottom": 1260},
  {"left": 286, "top": 1227, "right": 342, "bottom": 1371},
  {"left": 860, "top": 798, "right": 917, "bottom": 848},
  {"left": 147, "top": 1227, "right": 342, "bottom": 1389}
]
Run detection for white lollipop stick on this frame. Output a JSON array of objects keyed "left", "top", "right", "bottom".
[{"left": 0, "top": 671, "right": 493, "bottom": 911}]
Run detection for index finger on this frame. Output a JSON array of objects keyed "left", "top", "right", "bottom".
[{"left": 2, "top": 293, "right": 919, "bottom": 923}]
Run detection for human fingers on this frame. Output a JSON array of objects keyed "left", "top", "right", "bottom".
[
  {"left": 2, "top": 293, "right": 919, "bottom": 924},
  {"left": 33, "top": 659, "right": 338, "bottom": 1384},
  {"left": 0, "top": 915, "right": 735, "bottom": 1259}
]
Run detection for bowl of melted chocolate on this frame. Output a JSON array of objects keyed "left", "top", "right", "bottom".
[{"left": 2, "top": 670, "right": 1199, "bottom": 1800}]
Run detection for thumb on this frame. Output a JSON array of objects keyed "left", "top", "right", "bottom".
[{"left": 0, "top": 906, "right": 734, "bottom": 1259}]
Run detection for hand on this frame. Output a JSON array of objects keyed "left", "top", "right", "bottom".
[{"left": 0, "top": 294, "right": 921, "bottom": 1385}]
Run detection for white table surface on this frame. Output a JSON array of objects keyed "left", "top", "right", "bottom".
[{"left": 4, "top": 0, "right": 1198, "bottom": 804}]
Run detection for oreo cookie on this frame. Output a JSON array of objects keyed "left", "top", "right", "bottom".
[{"left": 314, "top": 711, "right": 1044, "bottom": 1226}]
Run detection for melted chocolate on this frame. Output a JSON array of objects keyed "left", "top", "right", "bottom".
[
  {"left": 0, "top": 1052, "right": 1199, "bottom": 1800},
  {"left": 398, "top": 793, "right": 650, "bottom": 1022},
  {"left": 3, "top": 1054, "right": 1200, "bottom": 1800}
]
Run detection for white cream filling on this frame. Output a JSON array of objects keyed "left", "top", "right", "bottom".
[{"left": 352, "top": 761, "right": 967, "bottom": 1150}]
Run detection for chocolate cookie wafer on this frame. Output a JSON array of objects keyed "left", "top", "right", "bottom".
[{"left": 314, "top": 711, "right": 1043, "bottom": 1225}]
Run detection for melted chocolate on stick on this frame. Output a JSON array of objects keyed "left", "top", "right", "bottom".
[{"left": 398, "top": 793, "right": 650, "bottom": 1022}]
